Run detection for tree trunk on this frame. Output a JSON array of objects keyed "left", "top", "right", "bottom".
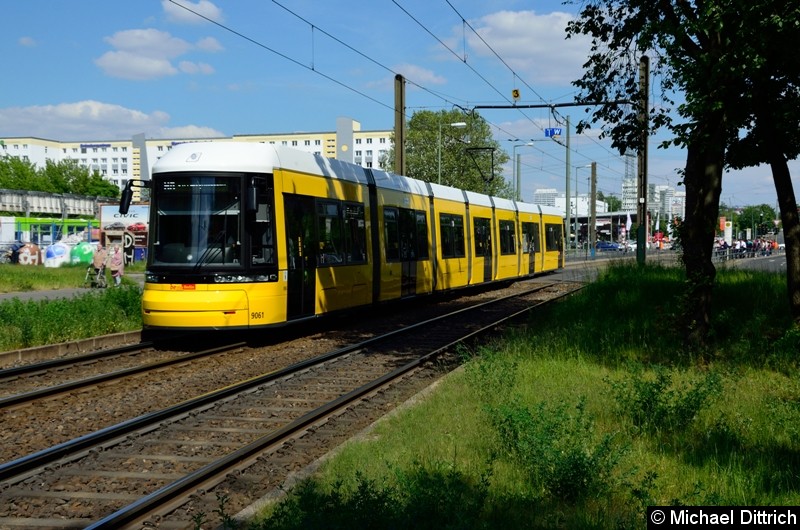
[
  {"left": 679, "top": 128, "right": 725, "bottom": 353},
  {"left": 768, "top": 156, "right": 800, "bottom": 327}
]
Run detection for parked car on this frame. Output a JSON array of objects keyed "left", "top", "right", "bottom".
[{"left": 595, "top": 240, "right": 623, "bottom": 252}]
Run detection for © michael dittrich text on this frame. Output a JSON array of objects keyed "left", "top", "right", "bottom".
[{"left": 671, "top": 509, "right": 797, "bottom": 525}]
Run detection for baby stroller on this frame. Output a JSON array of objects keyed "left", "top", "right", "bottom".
[{"left": 84, "top": 265, "right": 108, "bottom": 289}]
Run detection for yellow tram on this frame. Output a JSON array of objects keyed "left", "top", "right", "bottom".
[{"left": 119, "top": 142, "right": 564, "bottom": 330}]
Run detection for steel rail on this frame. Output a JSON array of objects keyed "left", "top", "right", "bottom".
[
  {"left": 0, "top": 342, "right": 247, "bottom": 410},
  {"left": 0, "top": 341, "right": 152, "bottom": 380},
  {"left": 86, "top": 283, "right": 580, "bottom": 529}
]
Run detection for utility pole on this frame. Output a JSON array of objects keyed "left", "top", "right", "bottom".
[
  {"left": 394, "top": 74, "right": 406, "bottom": 176},
  {"left": 589, "top": 162, "right": 597, "bottom": 257},
  {"left": 636, "top": 56, "right": 649, "bottom": 265},
  {"left": 565, "top": 116, "right": 571, "bottom": 250}
]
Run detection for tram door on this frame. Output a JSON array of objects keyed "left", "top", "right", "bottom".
[
  {"left": 523, "top": 222, "right": 538, "bottom": 274},
  {"left": 399, "top": 209, "right": 417, "bottom": 297},
  {"left": 284, "top": 194, "right": 317, "bottom": 320},
  {"left": 474, "top": 217, "right": 492, "bottom": 282}
]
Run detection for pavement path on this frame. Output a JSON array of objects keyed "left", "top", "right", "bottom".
[{"left": 0, "top": 273, "right": 144, "bottom": 303}]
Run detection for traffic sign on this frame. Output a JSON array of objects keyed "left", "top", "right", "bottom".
[{"left": 545, "top": 128, "right": 562, "bottom": 137}]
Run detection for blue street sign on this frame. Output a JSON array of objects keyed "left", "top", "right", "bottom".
[{"left": 544, "top": 128, "right": 562, "bottom": 137}]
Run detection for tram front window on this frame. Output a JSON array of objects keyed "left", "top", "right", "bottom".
[{"left": 152, "top": 175, "right": 242, "bottom": 267}]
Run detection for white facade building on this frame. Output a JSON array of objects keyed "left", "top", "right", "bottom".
[{"left": 0, "top": 119, "right": 392, "bottom": 193}]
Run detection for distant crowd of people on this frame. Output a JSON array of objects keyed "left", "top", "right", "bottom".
[{"left": 715, "top": 237, "right": 780, "bottom": 258}]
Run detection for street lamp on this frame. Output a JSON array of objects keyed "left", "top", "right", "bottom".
[
  {"left": 438, "top": 121, "right": 467, "bottom": 184},
  {"left": 512, "top": 143, "right": 533, "bottom": 201}
]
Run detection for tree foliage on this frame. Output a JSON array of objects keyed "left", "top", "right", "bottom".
[
  {"left": 384, "top": 110, "right": 512, "bottom": 197},
  {"left": 566, "top": 0, "right": 800, "bottom": 346},
  {"left": 0, "top": 157, "right": 119, "bottom": 198}
]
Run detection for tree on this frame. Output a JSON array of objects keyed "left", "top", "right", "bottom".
[
  {"left": 0, "top": 157, "right": 119, "bottom": 198},
  {"left": 385, "top": 110, "right": 512, "bottom": 197},
  {"left": 597, "top": 192, "right": 622, "bottom": 212},
  {"left": 566, "top": 0, "right": 800, "bottom": 349},
  {"left": 719, "top": 1, "right": 800, "bottom": 325},
  {"left": 0, "top": 157, "right": 46, "bottom": 191}
]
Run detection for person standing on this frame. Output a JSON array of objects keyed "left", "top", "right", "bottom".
[
  {"left": 109, "top": 244, "right": 124, "bottom": 286},
  {"left": 93, "top": 245, "right": 108, "bottom": 276}
]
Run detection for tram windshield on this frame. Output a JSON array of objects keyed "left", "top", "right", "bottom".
[{"left": 151, "top": 175, "right": 242, "bottom": 268}]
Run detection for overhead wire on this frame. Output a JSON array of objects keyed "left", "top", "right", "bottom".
[
  {"left": 166, "top": 0, "right": 396, "bottom": 114},
  {"left": 167, "top": 0, "right": 630, "bottom": 197}
]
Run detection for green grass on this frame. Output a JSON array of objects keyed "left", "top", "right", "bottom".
[
  {"left": 0, "top": 263, "right": 143, "bottom": 351},
  {"left": 0, "top": 262, "right": 145, "bottom": 293},
  {"left": 249, "top": 263, "right": 800, "bottom": 530}
]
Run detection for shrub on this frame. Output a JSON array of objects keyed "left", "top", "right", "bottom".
[
  {"left": 490, "top": 397, "right": 624, "bottom": 501},
  {"left": 609, "top": 365, "right": 722, "bottom": 433}
]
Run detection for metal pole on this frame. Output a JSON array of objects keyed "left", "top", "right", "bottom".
[
  {"left": 565, "top": 116, "right": 571, "bottom": 251},
  {"left": 437, "top": 120, "right": 442, "bottom": 184}
]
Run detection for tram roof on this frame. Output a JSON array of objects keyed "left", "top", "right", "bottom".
[{"left": 153, "top": 143, "right": 564, "bottom": 218}]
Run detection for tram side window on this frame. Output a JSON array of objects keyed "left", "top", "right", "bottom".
[
  {"left": 522, "top": 222, "right": 539, "bottom": 253},
  {"left": 474, "top": 217, "right": 491, "bottom": 257},
  {"left": 440, "top": 213, "right": 465, "bottom": 258},
  {"left": 499, "top": 220, "right": 516, "bottom": 255},
  {"left": 344, "top": 203, "right": 366, "bottom": 263},
  {"left": 251, "top": 185, "right": 276, "bottom": 266},
  {"left": 317, "top": 201, "right": 344, "bottom": 265},
  {"left": 415, "top": 211, "right": 429, "bottom": 259},
  {"left": 545, "top": 223, "right": 563, "bottom": 251},
  {"left": 384, "top": 208, "right": 400, "bottom": 261}
]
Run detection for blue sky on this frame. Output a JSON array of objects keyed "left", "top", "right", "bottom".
[{"left": 0, "top": 0, "right": 794, "bottom": 208}]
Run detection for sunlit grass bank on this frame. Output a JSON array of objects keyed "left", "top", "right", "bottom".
[
  {"left": 251, "top": 263, "right": 800, "bottom": 530},
  {"left": 0, "top": 264, "right": 142, "bottom": 351}
]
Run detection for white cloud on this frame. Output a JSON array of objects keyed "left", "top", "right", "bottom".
[
  {"left": 95, "top": 51, "right": 178, "bottom": 81},
  {"left": 104, "top": 28, "right": 192, "bottom": 59},
  {"left": 0, "top": 101, "right": 223, "bottom": 140},
  {"left": 162, "top": 0, "right": 224, "bottom": 24},
  {"left": 178, "top": 61, "right": 215, "bottom": 75},
  {"left": 195, "top": 36, "right": 223, "bottom": 52},
  {"left": 394, "top": 64, "right": 447, "bottom": 86},
  {"left": 96, "top": 28, "right": 220, "bottom": 80},
  {"left": 468, "top": 10, "right": 591, "bottom": 86},
  {"left": 18, "top": 36, "right": 36, "bottom": 47},
  {"left": 367, "top": 64, "right": 447, "bottom": 92},
  {"left": 159, "top": 124, "right": 225, "bottom": 138}
]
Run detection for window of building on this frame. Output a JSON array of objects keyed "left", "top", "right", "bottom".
[
  {"left": 158, "top": 146, "right": 164, "bottom": 151},
  {"left": 304, "top": 140, "right": 311, "bottom": 146},
  {"left": 355, "top": 138, "right": 362, "bottom": 144},
  {"left": 366, "top": 138, "right": 373, "bottom": 144},
  {"left": 292, "top": 140, "right": 298, "bottom": 146}
]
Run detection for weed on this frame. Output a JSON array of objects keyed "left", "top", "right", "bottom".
[
  {"left": 609, "top": 365, "right": 722, "bottom": 433},
  {"left": 489, "top": 397, "right": 624, "bottom": 501}
]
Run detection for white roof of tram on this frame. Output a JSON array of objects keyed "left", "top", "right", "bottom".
[{"left": 152, "top": 142, "right": 563, "bottom": 218}]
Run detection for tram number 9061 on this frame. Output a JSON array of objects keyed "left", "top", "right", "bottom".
[{"left": 251, "top": 311, "right": 265, "bottom": 320}]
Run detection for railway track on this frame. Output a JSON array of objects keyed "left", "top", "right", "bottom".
[{"left": 0, "top": 280, "right": 581, "bottom": 529}]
